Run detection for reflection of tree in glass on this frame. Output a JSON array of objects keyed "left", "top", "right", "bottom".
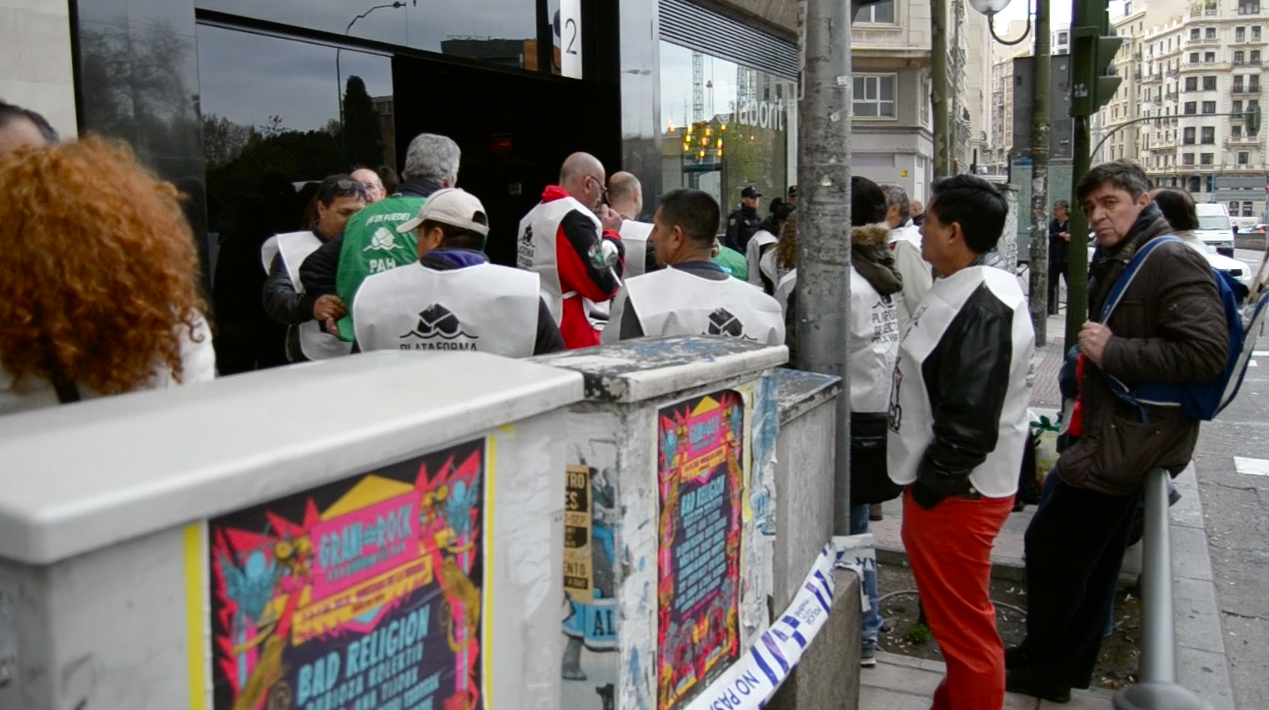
[
  {"left": 341, "top": 76, "right": 387, "bottom": 168},
  {"left": 203, "top": 75, "right": 386, "bottom": 223},
  {"left": 204, "top": 122, "right": 342, "bottom": 224},
  {"left": 78, "top": 20, "right": 201, "bottom": 171}
]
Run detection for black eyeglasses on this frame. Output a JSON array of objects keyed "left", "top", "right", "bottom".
[{"left": 320, "top": 179, "right": 371, "bottom": 202}]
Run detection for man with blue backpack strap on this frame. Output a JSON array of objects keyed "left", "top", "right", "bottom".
[{"left": 1008, "top": 160, "right": 1238, "bottom": 703}]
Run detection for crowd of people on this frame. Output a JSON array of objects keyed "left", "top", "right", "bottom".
[{"left": 0, "top": 100, "right": 1238, "bottom": 709}]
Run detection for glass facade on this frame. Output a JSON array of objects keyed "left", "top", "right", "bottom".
[
  {"left": 659, "top": 41, "right": 794, "bottom": 230},
  {"left": 75, "top": 0, "right": 206, "bottom": 270},
  {"left": 196, "top": 26, "right": 395, "bottom": 242},
  {"left": 195, "top": 0, "right": 539, "bottom": 70}
]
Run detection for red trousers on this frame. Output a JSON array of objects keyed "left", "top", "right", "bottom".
[{"left": 901, "top": 489, "right": 1014, "bottom": 710}]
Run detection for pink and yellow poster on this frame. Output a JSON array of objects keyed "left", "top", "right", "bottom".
[
  {"left": 656, "top": 390, "right": 747, "bottom": 710},
  {"left": 206, "top": 438, "right": 487, "bottom": 710}
]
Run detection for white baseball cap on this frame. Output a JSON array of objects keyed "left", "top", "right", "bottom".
[{"left": 397, "top": 188, "right": 490, "bottom": 236}]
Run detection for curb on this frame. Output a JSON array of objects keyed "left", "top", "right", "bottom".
[
  {"left": 1169, "top": 463, "right": 1237, "bottom": 710},
  {"left": 875, "top": 464, "right": 1235, "bottom": 710}
]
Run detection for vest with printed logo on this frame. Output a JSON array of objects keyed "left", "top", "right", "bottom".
[
  {"left": 623, "top": 268, "right": 785, "bottom": 346},
  {"left": 334, "top": 195, "right": 426, "bottom": 340},
  {"left": 518, "top": 195, "right": 602, "bottom": 324},
  {"left": 886, "top": 266, "right": 1034, "bottom": 498},
  {"left": 261, "top": 231, "right": 354, "bottom": 361},
  {"left": 352, "top": 262, "right": 541, "bottom": 358}
]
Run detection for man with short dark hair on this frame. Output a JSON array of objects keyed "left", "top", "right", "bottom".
[
  {"left": 888, "top": 174, "right": 1035, "bottom": 709},
  {"left": 1008, "top": 160, "right": 1228, "bottom": 703},
  {"left": 353, "top": 188, "right": 564, "bottom": 356},
  {"left": 262, "top": 175, "right": 366, "bottom": 362},
  {"left": 603, "top": 189, "right": 784, "bottom": 345},
  {"left": 0, "top": 100, "right": 58, "bottom": 152},
  {"left": 724, "top": 185, "right": 763, "bottom": 252},
  {"left": 1048, "top": 200, "right": 1072, "bottom": 315}
]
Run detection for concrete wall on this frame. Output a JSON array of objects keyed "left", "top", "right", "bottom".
[{"left": 0, "top": 0, "right": 77, "bottom": 138}]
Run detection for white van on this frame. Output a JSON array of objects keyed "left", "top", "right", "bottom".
[{"left": 1194, "top": 203, "right": 1236, "bottom": 256}]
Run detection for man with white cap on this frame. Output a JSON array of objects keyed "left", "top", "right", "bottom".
[{"left": 353, "top": 188, "right": 565, "bottom": 357}]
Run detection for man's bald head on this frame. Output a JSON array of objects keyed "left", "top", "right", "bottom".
[
  {"left": 608, "top": 171, "right": 643, "bottom": 221},
  {"left": 560, "top": 152, "right": 607, "bottom": 211},
  {"left": 351, "top": 167, "right": 385, "bottom": 203}
]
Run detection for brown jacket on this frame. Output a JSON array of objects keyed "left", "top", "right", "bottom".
[{"left": 1057, "top": 203, "right": 1229, "bottom": 495}]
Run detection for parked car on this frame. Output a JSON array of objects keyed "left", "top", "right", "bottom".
[
  {"left": 1238, "top": 223, "right": 1269, "bottom": 236},
  {"left": 1193, "top": 203, "right": 1236, "bottom": 256}
]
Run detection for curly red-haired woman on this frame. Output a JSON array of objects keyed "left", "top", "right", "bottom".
[{"left": 0, "top": 137, "right": 215, "bottom": 414}]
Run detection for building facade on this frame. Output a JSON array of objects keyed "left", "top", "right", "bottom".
[
  {"left": 1096, "top": 0, "right": 1269, "bottom": 222},
  {"left": 850, "top": 0, "right": 982, "bottom": 205}
]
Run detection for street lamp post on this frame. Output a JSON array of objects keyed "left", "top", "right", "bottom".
[
  {"left": 336, "top": 2, "right": 411, "bottom": 158},
  {"left": 969, "top": 0, "right": 1048, "bottom": 345}
]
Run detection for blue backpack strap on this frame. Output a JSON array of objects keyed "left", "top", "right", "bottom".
[
  {"left": 1096, "top": 236, "right": 1186, "bottom": 422},
  {"left": 1098, "top": 236, "right": 1184, "bottom": 324}
]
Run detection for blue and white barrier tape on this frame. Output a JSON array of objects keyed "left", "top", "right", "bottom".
[{"left": 682, "top": 534, "right": 875, "bottom": 710}]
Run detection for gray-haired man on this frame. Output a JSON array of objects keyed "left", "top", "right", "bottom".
[
  {"left": 299, "top": 133, "right": 462, "bottom": 341},
  {"left": 884, "top": 184, "right": 934, "bottom": 336}
]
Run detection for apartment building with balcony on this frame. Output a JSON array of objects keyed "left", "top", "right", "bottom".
[
  {"left": 850, "top": 0, "right": 984, "bottom": 204},
  {"left": 1098, "top": 0, "right": 1269, "bottom": 219}
]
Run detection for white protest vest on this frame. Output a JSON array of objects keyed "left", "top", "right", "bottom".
[
  {"left": 518, "top": 195, "right": 603, "bottom": 325},
  {"left": 352, "top": 262, "right": 540, "bottom": 358},
  {"left": 886, "top": 266, "right": 1035, "bottom": 498},
  {"left": 259, "top": 231, "right": 353, "bottom": 361},
  {"left": 746, "top": 230, "right": 779, "bottom": 289},
  {"left": 775, "top": 268, "right": 797, "bottom": 315},
  {"left": 623, "top": 267, "right": 785, "bottom": 346},
  {"left": 619, "top": 219, "right": 653, "bottom": 278},
  {"left": 850, "top": 269, "right": 900, "bottom": 414}
]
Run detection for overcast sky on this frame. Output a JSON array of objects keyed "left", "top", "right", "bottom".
[{"left": 992, "top": 0, "right": 1100, "bottom": 29}]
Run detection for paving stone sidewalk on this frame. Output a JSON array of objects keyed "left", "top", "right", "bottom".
[{"left": 860, "top": 312, "right": 1236, "bottom": 709}]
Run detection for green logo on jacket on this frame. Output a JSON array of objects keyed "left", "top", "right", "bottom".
[{"left": 334, "top": 194, "right": 426, "bottom": 340}]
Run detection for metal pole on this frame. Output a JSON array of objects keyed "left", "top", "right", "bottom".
[
  {"left": 1029, "top": 0, "right": 1051, "bottom": 346},
  {"left": 1112, "top": 468, "right": 1213, "bottom": 710},
  {"left": 932, "top": 0, "right": 951, "bottom": 176},
  {"left": 797, "top": 0, "right": 852, "bottom": 536},
  {"left": 1065, "top": 112, "right": 1091, "bottom": 347}
]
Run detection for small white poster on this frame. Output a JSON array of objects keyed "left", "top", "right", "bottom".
[{"left": 560, "top": 0, "right": 583, "bottom": 79}]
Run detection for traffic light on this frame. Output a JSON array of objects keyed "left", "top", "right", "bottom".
[
  {"left": 1249, "top": 104, "right": 1263, "bottom": 134},
  {"left": 1070, "top": 3, "right": 1125, "bottom": 117}
]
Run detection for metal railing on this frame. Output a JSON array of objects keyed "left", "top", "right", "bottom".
[{"left": 1111, "top": 468, "right": 1213, "bottom": 710}]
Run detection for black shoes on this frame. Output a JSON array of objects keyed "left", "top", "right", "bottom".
[{"left": 1006, "top": 666, "right": 1071, "bottom": 704}]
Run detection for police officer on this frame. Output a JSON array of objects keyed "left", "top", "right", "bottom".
[
  {"left": 353, "top": 189, "right": 565, "bottom": 357},
  {"left": 603, "top": 189, "right": 784, "bottom": 346},
  {"left": 724, "top": 186, "right": 763, "bottom": 253}
]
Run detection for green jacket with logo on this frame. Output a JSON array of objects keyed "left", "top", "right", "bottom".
[{"left": 334, "top": 194, "right": 426, "bottom": 340}]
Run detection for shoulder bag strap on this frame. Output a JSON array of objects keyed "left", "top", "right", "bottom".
[{"left": 1098, "top": 236, "right": 1182, "bottom": 324}]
